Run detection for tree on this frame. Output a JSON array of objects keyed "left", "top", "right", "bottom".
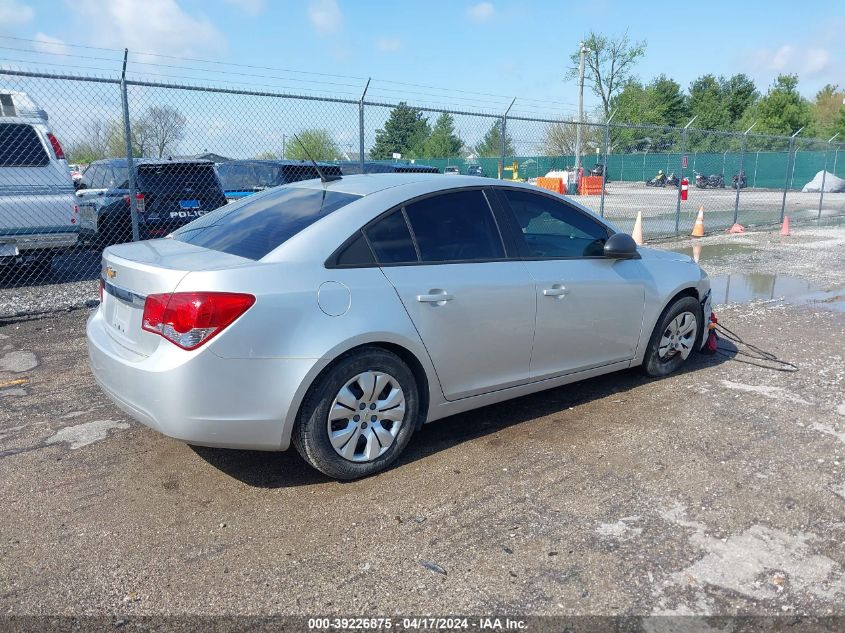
[
  {"left": 568, "top": 30, "right": 647, "bottom": 119},
  {"left": 543, "top": 120, "right": 602, "bottom": 156},
  {"left": 811, "top": 84, "right": 845, "bottom": 138},
  {"left": 688, "top": 74, "right": 730, "bottom": 131},
  {"left": 253, "top": 151, "right": 278, "bottom": 159},
  {"left": 284, "top": 129, "right": 341, "bottom": 161},
  {"left": 647, "top": 75, "right": 688, "bottom": 127},
  {"left": 743, "top": 74, "right": 812, "bottom": 137},
  {"left": 67, "top": 120, "right": 110, "bottom": 163},
  {"left": 723, "top": 74, "right": 758, "bottom": 125},
  {"left": 421, "top": 113, "right": 463, "bottom": 158},
  {"left": 142, "top": 106, "right": 187, "bottom": 158},
  {"left": 475, "top": 119, "right": 514, "bottom": 157},
  {"left": 370, "top": 103, "right": 430, "bottom": 159}
]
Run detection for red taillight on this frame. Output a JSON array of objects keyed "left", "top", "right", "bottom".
[
  {"left": 123, "top": 194, "right": 146, "bottom": 213},
  {"left": 46, "top": 133, "right": 65, "bottom": 160},
  {"left": 71, "top": 204, "right": 78, "bottom": 224},
  {"left": 142, "top": 292, "right": 255, "bottom": 350}
]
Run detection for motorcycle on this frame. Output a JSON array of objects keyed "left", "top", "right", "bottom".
[
  {"left": 732, "top": 170, "right": 747, "bottom": 189},
  {"left": 665, "top": 172, "right": 679, "bottom": 187},
  {"left": 646, "top": 172, "right": 667, "bottom": 187},
  {"left": 694, "top": 170, "right": 725, "bottom": 189}
]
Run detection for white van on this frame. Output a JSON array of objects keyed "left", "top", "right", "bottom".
[{"left": 0, "top": 89, "right": 78, "bottom": 269}]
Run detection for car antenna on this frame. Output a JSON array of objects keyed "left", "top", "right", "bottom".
[{"left": 291, "top": 134, "right": 342, "bottom": 183}]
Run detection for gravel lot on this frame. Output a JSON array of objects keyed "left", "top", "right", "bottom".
[{"left": 1, "top": 224, "right": 844, "bottom": 625}]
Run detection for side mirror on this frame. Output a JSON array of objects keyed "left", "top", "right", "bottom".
[{"left": 604, "top": 233, "right": 639, "bottom": 259}]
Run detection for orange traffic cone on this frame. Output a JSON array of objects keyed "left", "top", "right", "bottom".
[
  {"left": 691, "top": 206, "right": 705, "bottom": 237},
  {"left": 692, "top": 240, "right": 702, "bottom": 264},
  {"left": 780, "top": 216, "right": 790, "bottom": 236},
  {"left": 631, "top": 211, "right": 644, "bottom": 245},
  {"left": 727, "top": 223, "right": 745, "bottom": 234}
]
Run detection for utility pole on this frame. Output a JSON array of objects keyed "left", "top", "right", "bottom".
[{"left": 575, "top": 41, "right": 588, "bottom": 174}]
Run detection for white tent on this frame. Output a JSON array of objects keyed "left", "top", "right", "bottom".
[{"left": 801, "top": 171, "right": 845, "bottom": 193}]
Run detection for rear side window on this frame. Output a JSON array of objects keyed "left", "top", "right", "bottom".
[
  {"left": 172, "top": 186, "right": 361, "bottom": 260},
  {"left": 137, "top": 163, "right": 221, "bottom": 194},
  {"left": 0, "top": 123, "right": 49, "bottom": 167},
  {"left": 364, "top": 210, "right": 417, "bottom": 264},
  {"left": 404, "top": 190, "right": 504, "bottom": 262}
]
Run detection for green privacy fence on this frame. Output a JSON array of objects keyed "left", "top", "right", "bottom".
[{"left": 415, "top": 150, "right": 844, "bottom": 190}]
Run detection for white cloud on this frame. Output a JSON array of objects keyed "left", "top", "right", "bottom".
[
  {"left": 308, "top": 0, "right": 343, "bottom": 34},
  {"left": 72, "top": 0, "right": 226, "bottom": 58},
  {"left": 33, "top": 32, "right": 70, "bottom": 57},
  {"left": 0, "top": 0, "right": 34, "bottom": 27},
  {"left": 466, "top": 1, "right": 494, "bottom": 23},
  {"left": 376, "top": 37, "right": 402, "bottom": 52},
  {"left": 223, "top": 0, "right": 265, "bottom": 17},
  {"left": 750, "top": 44, "right": 832, "bottom": 79}
]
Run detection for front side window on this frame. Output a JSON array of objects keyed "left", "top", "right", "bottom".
[
  {"left": 497, "top": 188, "right": 609, "bottom": 258},
  {"left": 403, "top": 190, "right": 504, "bottom": 262},
  {"left": 172, "top": 186, "right": 361, "bottom": 260}
]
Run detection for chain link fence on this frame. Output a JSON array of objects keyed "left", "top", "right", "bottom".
[{"left": 2, "top": 67, "right": 844, "bottom": 318}]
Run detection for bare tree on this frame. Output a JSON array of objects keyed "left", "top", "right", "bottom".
[
  {"left": 543, "top": 120, "right": 602, "bottom": 157},
  {"left": 67, "top": 120, "right": 109, "bottom": 163},
  {"left": 567, "top": 31, "right": 646, "bottom": 119},
  {"left": 140, "top": 106, "right": 187, "bottom": 158}
]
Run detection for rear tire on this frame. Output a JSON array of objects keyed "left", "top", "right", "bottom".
[
  {"left": 292, "top": 347, "right": 419, "bottom": 480},
  {"left": 641, "top": 296, "right": 703, "bottom": 378}
]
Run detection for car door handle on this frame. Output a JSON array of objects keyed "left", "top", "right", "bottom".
[
  {"left": 417, "top": 291, "right": 454, "bottom": 303},
  {"left": 542, "top": 285, "right": 569, "bottom": 297}
]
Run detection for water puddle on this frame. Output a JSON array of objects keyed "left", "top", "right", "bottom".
[
  {"left": 709, "top": 273, "right": 845, "bottom": 311},
  {"left": 671, "top": 242, "right": 759, "bottom": 262}
]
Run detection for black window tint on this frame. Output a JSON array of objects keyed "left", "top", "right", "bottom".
[
  {"left": 404, "top": 190, "right": 504, "bottom": 262},
  {"left": 334, "top": 232, "right": 376, "bottom": 266},
  {"left": 137, "top": 163, "right": 220, "bottom": 194},
  {"left": 0, "top": 124, "right": 49, "bottom": 167},
  {"left": 499, "top": 189, "right": 608, "bottom": 258},
  {"left": 172, "top": 186, "right": 361, "bottom": 260},
  {"left": 364, "top": 210, "right": 417, "bottom": 264}
]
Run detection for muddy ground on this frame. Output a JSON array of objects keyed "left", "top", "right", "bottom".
[{"left": 1, "top": 224, "right": 844, "bottom": 623}]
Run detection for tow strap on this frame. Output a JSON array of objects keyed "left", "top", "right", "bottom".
[{"left": 701, "top": 312, "right": 798, "bottom": 373}]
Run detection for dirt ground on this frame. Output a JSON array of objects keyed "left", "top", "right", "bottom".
[{"left": 1, "top": 224, "right": 844, "bottom": 625}]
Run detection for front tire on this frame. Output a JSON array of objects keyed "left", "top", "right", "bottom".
[
  {"left": 293, "top": 347, "right": 419, "bottom": 479},
  {"left": 641, "top": 296, "right": 702, "bottom": 377}
]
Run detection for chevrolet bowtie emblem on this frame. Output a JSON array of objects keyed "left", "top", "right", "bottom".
[{"left": 106, "top": 266, "right": 117, "bottom": 279}]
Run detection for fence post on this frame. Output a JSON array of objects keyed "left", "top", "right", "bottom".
[
  {"left": 358, "top": 78, "right": 370, "bottom": 173},
  {"left": 500, "top": 99, "right": 515, "bottom": 181},
  {"left": 599, "top": 111, "right": 616, "bottom": 217},
  {"left": 734, "top": 123, "right": 756, "bottom": 224},
  {"left": 819, "top": 133, "right": 840, "bottom": 218},
  {"left": 119, "top": 49, "right": 139, "bottom": 243},
  {"left": 675, "top": 116, "right": 696, "bottom": 235},
  {"left": 781, "top": 128, "right": 803, "bottom": 222},
  {"left": 753, "top": 151, "right": 759, "bottom": 187}
]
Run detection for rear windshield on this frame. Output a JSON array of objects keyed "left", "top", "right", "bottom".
[
  {"left": 136, "top": 163, "right": 221, "bottom": 193},
  {"left": 171, "top": 186, "right": 361, "bottom": 260},
  {"left": 0, "top": 123, "right": 49, "bottom": 167},
  {"left": 217, "top": 163, "right": 283, "bottom": 191}
]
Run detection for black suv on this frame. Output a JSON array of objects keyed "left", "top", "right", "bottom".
[
  {"left": 216, "top": 159, "right": 343, "bottom": 202},
  {"left": 77, "top": 158, "right": 227, "bottom": 246}
]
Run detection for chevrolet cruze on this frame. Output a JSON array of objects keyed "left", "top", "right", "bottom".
[{"left": 87, "top": 173, "right": 711, "bottom": 479}]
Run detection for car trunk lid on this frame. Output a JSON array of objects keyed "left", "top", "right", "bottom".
[{"left": 100, "top": 238, "right": 251, "bottom": 356}]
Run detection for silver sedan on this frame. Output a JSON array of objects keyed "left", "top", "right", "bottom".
[{"left": 87, "top": 174, "right": 711, "bottom": 479}]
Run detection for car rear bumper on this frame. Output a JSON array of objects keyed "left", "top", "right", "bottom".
[
  {"left": 0, "top": 232, "right": 78, "bottom": 255},
  {"left": 86, "top": 308, "right": 319, "bottom": 451}
]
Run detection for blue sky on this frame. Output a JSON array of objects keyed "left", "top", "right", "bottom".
[{"left": 1, "top": 0, "right": 842, "bottom": 120}]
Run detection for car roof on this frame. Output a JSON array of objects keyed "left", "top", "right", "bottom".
[{"left": 286, "top": 173, "right": 475, "bottom": 196}]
